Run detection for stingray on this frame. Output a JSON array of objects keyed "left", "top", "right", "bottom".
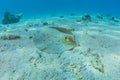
[{"left": 33, "top": 27, "right": 76, "bottom": 54}]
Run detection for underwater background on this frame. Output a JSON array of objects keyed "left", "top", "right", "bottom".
[
  {"left": 0, "top": 0, "right": 120, "bottom": 80},
  {"left": 0, "top": 0, "right": 120, "bottom": 17}
]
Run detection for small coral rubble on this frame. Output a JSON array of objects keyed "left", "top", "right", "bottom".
[
  {"left": 0, "top": 33, "right": 20, "bottom": 40},
  {"left": 82, "top": 13, "right": 91, "bottom": 21}
]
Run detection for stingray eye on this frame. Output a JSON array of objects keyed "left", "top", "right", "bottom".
[
  {"left": 65, "top": 36, "right": 67, "bottom": 40},
  {"left": 64, "top": 36, "right": 73, "bottom": 42},
  {"left": 65, "top": 36, "right": 69, "bottom": 42}
]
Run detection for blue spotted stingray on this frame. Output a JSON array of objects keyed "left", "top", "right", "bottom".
[{"left": 33, "top": 27, "right": 76, "bottom": 54}]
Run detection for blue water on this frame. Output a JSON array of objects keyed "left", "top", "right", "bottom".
[{"left": 0, "top": 0, "right": 120, "bottom": 17}]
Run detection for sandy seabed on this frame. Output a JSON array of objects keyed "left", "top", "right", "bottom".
[{"left": 0, "top": 14, "right": 120, "bottom": 80}]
